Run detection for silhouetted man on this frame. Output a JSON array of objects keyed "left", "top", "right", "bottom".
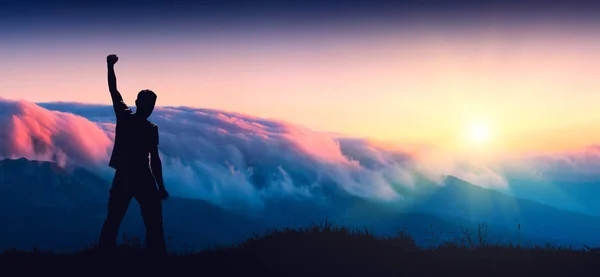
[{"left": 98, "top": 54, "right": 169, "bottom": 255}]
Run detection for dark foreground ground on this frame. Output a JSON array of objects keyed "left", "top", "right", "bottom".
[{"left": 1, "top": 222, "right": 599, "bottom": 276}]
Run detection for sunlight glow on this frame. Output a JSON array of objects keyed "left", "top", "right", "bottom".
[{"left": 468, "top": 121, "right": 491, "bottom": 145}]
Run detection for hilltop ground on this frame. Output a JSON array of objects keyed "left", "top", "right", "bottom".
[{"left": 1, "top": 221, "right": 598, "bottom": 276}]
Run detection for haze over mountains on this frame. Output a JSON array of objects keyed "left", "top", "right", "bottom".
[{"left": 2, "top": 98, "right": 600, "bottom": 251}]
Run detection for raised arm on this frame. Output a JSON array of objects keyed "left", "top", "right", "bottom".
[{"left": 107, "top": 54, "right": 133, "bottom": 118}]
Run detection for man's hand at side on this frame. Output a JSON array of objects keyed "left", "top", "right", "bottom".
[{"left": 158, "top": 189, "right": 170, "bottom": 200}]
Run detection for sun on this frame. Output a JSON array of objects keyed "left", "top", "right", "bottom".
[{"left": 467, "top": 121, "right": 491, "bottom": 145}]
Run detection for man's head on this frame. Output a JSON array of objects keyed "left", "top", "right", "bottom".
[{"left": 135, "top": 89, "right": 157, "bottom": 119}]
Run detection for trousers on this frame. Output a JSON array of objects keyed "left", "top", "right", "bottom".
[{"left": 98, "top": 169, "right": 167, "bottom": 255}]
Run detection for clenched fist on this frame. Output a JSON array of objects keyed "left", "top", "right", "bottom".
[{"left": 107, "top": 54, "right": 119, "bottom": 65}]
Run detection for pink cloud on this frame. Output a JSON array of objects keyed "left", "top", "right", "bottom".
[{"left": 0, "top": 99, "right": 113, "bottom": 172}]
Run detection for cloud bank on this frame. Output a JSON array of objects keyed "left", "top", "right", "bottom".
[
  {"left": 2, "top": 98, "right": 600, "bottom": 215},
  {"left": 0, "top": 98, "right": 113, "bottom": 173}
]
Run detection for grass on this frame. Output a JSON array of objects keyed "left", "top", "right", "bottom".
[{"left": 1, "top": 219, "right": 599, "bottom": 276}]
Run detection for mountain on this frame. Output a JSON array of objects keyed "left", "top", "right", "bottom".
[
  {"left": 254, "top": 173, "right": 600, "bottom": 247},
  {"left": 0, "top": 157, "right": 109, "bottom": 211},
  {"left": 2, "top": 157, "right": 600, "bottom": 253},
  {"left": 404, "top": 175, "right": 600, "bottom": 246},
  {"left": 0, "top": 158, "right": 269, "bottom": 252}
]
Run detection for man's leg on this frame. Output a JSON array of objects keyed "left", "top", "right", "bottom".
[
  {"left": 98, "top": 172, "right": 132, "bottom": 251},
  {"left": 136, "top": 187, "right": 167, "bottom": 256}
]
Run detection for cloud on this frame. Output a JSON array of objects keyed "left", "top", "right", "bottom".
[
  {"left": 4, "top": 98, "right": 600, "bottom": 215},
  {"left": 36, "top": 101, "right": 428, "bottom": 208},
  {"left": 0, "top": 99, "right": 113, "bottom": 174}
]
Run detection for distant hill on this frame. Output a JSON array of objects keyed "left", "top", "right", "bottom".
[
  {"left": 0, "top": 157, "right": 109, "bottom": 209},
  {"left": 0, "top": 158, "right": 268, "bottom": 252},
  {"left": 405, "top": 175, "right": 600, "bottom": 246},
  {"left": 2, "top": 157, "right": 600, "bottom": 252}
]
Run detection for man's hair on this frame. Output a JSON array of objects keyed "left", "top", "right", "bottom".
[{"left": 137, "top": 89, "right": 157, "bottom": 102}]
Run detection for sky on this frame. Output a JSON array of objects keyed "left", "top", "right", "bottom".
[
  {"left": 2, "top": 0, "right": 600, "bottom": 155},
  {"left": 5, "top": 0, "right": 600, "bottom": 234}
]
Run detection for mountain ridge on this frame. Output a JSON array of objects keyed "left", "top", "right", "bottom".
[{"left": 2, "top": 157, "right": 600, "bottom": 251}]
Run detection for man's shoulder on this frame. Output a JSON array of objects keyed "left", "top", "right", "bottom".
[{"left": 147, "top": 120, "right": 159, "bottom": 145}]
